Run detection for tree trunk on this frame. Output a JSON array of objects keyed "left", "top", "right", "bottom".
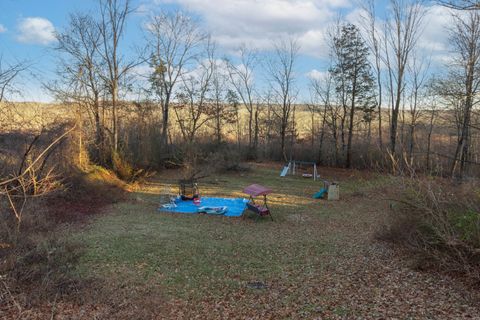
[
  {"left": 408, "top": 123, "right": 415, "bottom": 167},
  {"left": 253, "top": 106, "right": 259, "bottom": 155},
  {"left": 376, "top": 65, "right": 383, "bottom": 149},
  {"left": 216, "top": 105, "right": 221, "bottom": 144},
  {"left": 341, "top": 105, "right": 347, "bottom": 156},
  {"left": 367, "top": 121, "right": 372, "bottom": 151},
  {"left": 346, "top": 101, "right": 355, "bottom": 168},
  {"left": 426, "top": 111, "right": 434, "bottom": 172},
  {"left": 459, "top": 102, "right": 472, "bottom": 178},
  {"left": 318, "top": 106, "right": 327, "bottom": 163},
  {"left": 281, "top": 122, "right": 287, "bottom": 161},
  {"left": 112, "top": 84, "right": 118, "bottom": 153},
  {"left": 390, "top": 97, "right": 400, "bottom": 155},
  {"left": 311, "top": 110, "right": 315, "bottom": 149},
  {"left": 94, "top": 103, "right": 103, "bottom": 163},
  {"left": 161, "top": 93, "right": 170, "bottom": 147},
  {"left": 248, "top": 107, "right": 253, "bottom": 148}
]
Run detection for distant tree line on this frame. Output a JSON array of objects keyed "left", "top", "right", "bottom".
[{"left": 17, "top": 0, "right": 480, "bottom": 178}]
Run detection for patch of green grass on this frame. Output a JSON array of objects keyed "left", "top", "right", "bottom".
[
  {"left": 333, "top": 306, "right": 350, "bottom": 316},
  {"left": 72, "top": 166, "right": 391, "bottom": 301}
]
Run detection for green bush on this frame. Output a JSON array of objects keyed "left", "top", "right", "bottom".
[
  {"left": 380, "top": 179, "right": 480, "bottom": 280},
  {"left": 449, "top": 209, "right": 480, "bottom": 246}
]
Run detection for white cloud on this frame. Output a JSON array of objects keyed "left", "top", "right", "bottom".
[
  {"left": 420, "top": 5, "right": 454, "bottom": 52},
  {"left": 16, "top": 17, "right": 56, "bottom": 45},
  {"left": 346, "top": 5, "right": 453, "bottom": 69},
  {"left": 306, "top": 69, "right": 328, "bottom": 80},
  {"left": 148, "top": 0, "right": 454, "bottom": 70},
  {"left": 298, "top": 29, "right": 329, "bottom": 58},
  {"left": 135, "top": 3, "right": 151, "bottom": 15},
  {"left": 0, "top": 24, "right": 6, "bottom": 33},
  {"left": 151, "top": 0, "right": 351, "bottom": 57},
  {"left": 182, "top": 58, "right": 228, "bottom": 81},
  {"left": 132, "top": 64, "right": 154, "bottom": 78}
]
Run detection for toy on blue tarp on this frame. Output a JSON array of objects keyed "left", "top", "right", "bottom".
[
  {"left": 197, "top": 206, "right": 228, "bottom": 215},
  {"left": 179, "top": 179, "right": 199, "bottom": 200},
  {"left": 160, "top": 197, "right": 248, "bottom": 217}
]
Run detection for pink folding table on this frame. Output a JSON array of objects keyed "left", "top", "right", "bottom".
[{"left": 243, "top": 184, "right": 273, "bottom": 221}]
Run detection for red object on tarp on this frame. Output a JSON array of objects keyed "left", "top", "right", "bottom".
[{"left": 243, "top": 184, "right": 272, "bottom": 197}]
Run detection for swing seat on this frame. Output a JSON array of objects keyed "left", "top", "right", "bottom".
[
  {"left": 246, "top": 202, "right": 270, "bottom": 216},
  {"left": 243, "top": 184, "right": 273, "bottom": 221}
]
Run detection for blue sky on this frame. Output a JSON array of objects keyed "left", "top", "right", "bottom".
[{"left": 0, "top": 0, "right": 453, "bottom": 102}]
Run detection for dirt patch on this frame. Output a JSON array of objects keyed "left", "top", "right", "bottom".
[
  {"left": 317, "top": 166, "right": 380, "bottom": 181},
  {"left": 46, "top": 168, "right": 127, "bottom": 224}
]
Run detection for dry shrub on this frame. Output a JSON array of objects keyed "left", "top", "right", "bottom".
[
  {"left": 111, "top": 150, "right": 134, "bottom": 180},
  {"left": 0, "top": 124, "right": 76, "bottom": 244},
  {"left": 0, "top": 112, "right": 126, "bottom": 313},
  {"left": 46, "top": 166, "right": 126, "bottom": 223},
  {"left": 205, "top": 147, "right": 251, "bottom": 173},
  {"left": 111, "top": 150, "right": 144, "bottom": 182},
  {"left": 0, "top": 200, "right": 87, "bottom": 317},
  {"left": 172, "top": 143, "right": 249, "bottom": 182},
  {"left": 0, "top": 165, "right": 125, "bottom": 314},
  {"left": 379, "top": 178, "right": 480, "bottom": 281},
  {"left": 9, "top": 232, "right": 84, "bottom": 296}
]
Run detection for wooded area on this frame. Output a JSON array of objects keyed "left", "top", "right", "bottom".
[{"left": 0, "top": 0, "right": 475, "bottom": 179}]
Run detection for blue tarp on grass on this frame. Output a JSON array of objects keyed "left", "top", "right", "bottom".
[{"left": 159, "top": 197, "right": 249, "bottom": 217}]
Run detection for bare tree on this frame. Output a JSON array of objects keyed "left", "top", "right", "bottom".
[
  {"left": 225, "top": 45, "right": 259, "bottom": 153},
  {"left": 310, "top": 75, "right": 332, "bottom": 164},
  {"left": 53, "top": 13, "right": 106, "bottom": 162},
  {"left": 0, "top": 58, "right": 26, "bottom": 131},
  {"left": 325, "top": 20, "right": 349, "bottom": 159},
  {"left": 437, "top": 0, "right": 480, "bottom": 9},
  {"left": 225, "top": 89, "right": 241, "bottom": 148},
  {"left": 384, "top": 0, "right": 426, "bottom": 157},
  {"left": 266, "top": 38, "right": 300, "bottom": 161},
  {"left": 147, "top": 11, "right": 206, "bottom": 148},
  {"left": 306, "top": 101, "right": 317, "bottom": 150},
  {"left": 446, "top": 10, "right": 480, "bottom": 177},
  {"left": 424, "top": 83, "right": 439, "bottom": 172},
  {"left": 0, "top": 58, "right": 26, "bottom": 104},
  {"left": 97, "top": 0, "right": 135, "bottom": 152},
  {"left": 262, "top": 90, "right": 276, "bottom": 157},
  {"left": 174, "top": 41, "right": 215, "bottom": 142},
  {"left": 311, "top": 71, "right": 341, "bottom": 165},
  {"left": 406, "top": 52, "right": 430, "bottom": 168},
  {"left": 360, "top": 0, "right": 384, "bottom": 148},
  {"left": 209, "top": 61, "right": 236, "bottom": 144}
]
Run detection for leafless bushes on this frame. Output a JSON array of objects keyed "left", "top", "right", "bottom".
[
  {"left": 0, "top": 127, "right": 77, "bottom": 314},
  {"left": 204, "top": 146, "right": 250, "bottom": 173},
  {"left": 380, "top": 178, "right": 480, "bottom": 281},
  {"left": 0, "top": 121, "right": 127, "bottom": 314},
  {"left": 0, "top": 125, "right": 76, "bottom": 240}
]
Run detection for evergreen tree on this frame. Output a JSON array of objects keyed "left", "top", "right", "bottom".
[{"left": 330, "top": 23, "right": 376, "bottom": 168}]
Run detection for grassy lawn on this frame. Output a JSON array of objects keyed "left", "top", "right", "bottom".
[{"left": 67, "top": 165, "right": 479, "bottom": 319}]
